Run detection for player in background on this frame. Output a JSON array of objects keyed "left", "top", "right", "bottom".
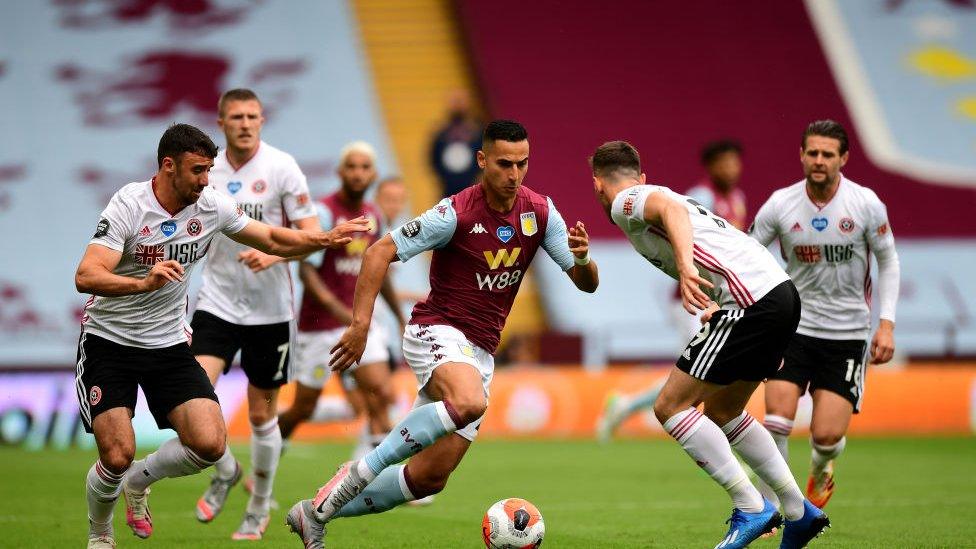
[
  {"left": 189, "top": 89, "right": 319, "bottom": 540},
  {"left": 597, "top": 139, "right": 748, "bottom": 442},
  {"left": 75, "top": 124, "right": 366, "bottom": 549},
  {"left": 277, "top": 142, "right": 404, "bottom": 462},
  {"left": 750, "top": 120, "right": 899, "bottom": 509},
  {"left": 285, "top": 120, "right": 599, "bottom": 547},
  {"left": 590, "top": 140, "right": 827, "bottom": 549}
]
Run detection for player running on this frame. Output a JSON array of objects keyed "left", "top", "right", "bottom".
[
  {"left": 597, "top": 139, "right": 749, "bottom": 442},
  {"left": 75, "top": 124, "right": 366, "bottom": 549},
  {"left": 749, "top": 120, "right": 899, "bottom": 509},
  {"left": 278, "top": 141, "right": 404, "bottom": 461},
  {"left": 285, "top": 120, "right": 599, "bottom": 547},
  {"left": 590, "top": 140, "right": 827, "bottom": 548},
  {"left": 190, "top": 89, "right": 320, "bottom": 539}
]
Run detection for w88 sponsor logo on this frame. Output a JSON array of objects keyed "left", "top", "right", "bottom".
[{"left": 476, "top": 269, "right": 523, "bottom": 291}]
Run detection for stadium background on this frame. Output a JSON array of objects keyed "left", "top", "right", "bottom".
[{"left": 0, "top": 0, "right": 974, "bottom": 469}]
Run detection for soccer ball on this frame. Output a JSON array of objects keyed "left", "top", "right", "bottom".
[{"left": 481, "top": 498, "right": 545, "bottom": 548}]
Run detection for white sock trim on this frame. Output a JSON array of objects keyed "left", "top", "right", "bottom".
[
  {"left": 663, "top": 408, "right": 705, "bottom": 444},
  {"left": 396, "top": 465, "right": 416, "bottom": 501},
  {"left": 762, "top": 414, "right": 794, "bottom": 436},
  {"left": 251, "top": 417, "right": 279, "bottom": 437}
]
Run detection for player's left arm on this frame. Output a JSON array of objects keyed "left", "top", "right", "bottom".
[
  {"left": 540, "top": 198, "right": 598, "bottom": 292},
  {"left": 643, "top": 191, "right": 713, "bottom": 312},
  {"left": 238, "top": 215, "right": 321, "bottom": 272},
  {"left": 866, "top": 194, "right": 900, "bottom": 364}
]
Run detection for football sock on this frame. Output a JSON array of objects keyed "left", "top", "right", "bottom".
[
  {"left": 664, "top": 408, "right": 763, "bottom": 513},
  {"left": 811, "top": 436, "right": 846, "bottom": 476},
  {"left": 87, "top": 460, "right": 126, "bottom": 536},
  {"left": 360, "top": 401, "right": 460, "bottom": 481},
  {"left": 125, "top": 437, "right": 216, "bottom": 493},
  {"left": 621, "top": 379, "right": 666, "bottom": 418},
  {"left": 722, "top": 412, "right": 804, "bottom": 520},
  {"left": 334, "top": 465, "right": 415, "bottom": 517},
  {"left": 247, "top": 417, "right": 281, "bottom": 515},
  {"left": 762, "top": 414, "right": 794, "bottom": 461},
  {"left": 310, "top": 396, "right": 356, "bottom": 423},
  {"left": 213, "top": 446, "right": 238, "bottom": 481},
  {"left": 352, "top": 423, "right": 372, "bottom": 461}
]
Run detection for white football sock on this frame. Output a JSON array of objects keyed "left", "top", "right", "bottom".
[
  {"left": 763, "top": 414, "right": 794, "bottom": 461},
  {"left": 811, "top": 436, "right": 846, "bottom": 476},
  {"left": 723, "top": 412, "right": 804, "bottom": 520},
  {"left": 213, "top": 446, "right": 238, "bottom": 480},
  {"left": 311, "top": 396, "right": 356, "bottom": 422},
  {"left": 664, "top": 408, "right": 763, "bottom": 513},
  {"left": 125, "top": 437, "right": 216, "bottom": 493},
  {"left": 247, "top": 417, "right": 282, "bottom": 515},
  {"left": 87, "top": 460, "right": 126, "bottom": 535}
]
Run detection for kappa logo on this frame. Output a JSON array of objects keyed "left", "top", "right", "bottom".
[
  {"left": 470, "top": 223, "right": 487, "bottom": 234},
  {"left": 483, "top": 248, "right": 521, "bottom": 269}
]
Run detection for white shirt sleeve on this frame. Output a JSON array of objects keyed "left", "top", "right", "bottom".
[
  {"left": 610, "top": 185, "right": 655, "bottom": 232},
  {"left": 89, "top": 190, "right": 133, "bottom": 252},
  {"left": 865, "top": 191, "right": 899, "bottom": 322},
  {"left": 748, "top": 194, "right": 780, "bottom": 247},
  {"left": 390, "top": 198, "right": 457, "bottom": 262},
  {"left": 214, "top": 191, "right": 250, "bottom": 235},
  {"left": 540, "top": 197, "right": 574, "bottom": 271},
  {"left": 279, "top": 156, "right": 317, "bottom": 223}
]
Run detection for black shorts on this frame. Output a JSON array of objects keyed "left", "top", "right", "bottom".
[
  {"left": 773, "top": 333, "right": 867, "bottom": 412},
  {"left": 677, "top": 280, "right": 801, "bottom": 385},
  {"left": 190, "top": 310, "right": 291, "bottom": 389},
  {"left": 75, "top": 332, "right": 218, "bottom": 433}
]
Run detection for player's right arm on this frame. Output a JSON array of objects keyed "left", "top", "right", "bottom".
[
  {"left": 75, "top": 245, "right": 184, "bottom": 296},
  {"left": 329, "top": 199, "right": 457, "bottom": 372},
  {"left": 641, "top": 190, "right": 713, "bottom": 313},
  {"left": 748, "top": 194, "right": 779, "bottom": 247}
]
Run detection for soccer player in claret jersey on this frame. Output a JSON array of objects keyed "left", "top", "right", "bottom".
[
  {"left": 285, "top": 120, "right": 599, "bottom": 547},
  {"left": 190, "top": 89, "right": 320, "bottom": 539},
  {"left": 590, "top": 140, "right": 828, "bottom": 549},
  {"left": 74, "top": 124, "right": 367, "bottom": 549},
  {"left": 750, "top": 120, "right": 899, "bottom": 509},
  {"left": 278, "top": 141, "right": 404, "bottom": 459}
]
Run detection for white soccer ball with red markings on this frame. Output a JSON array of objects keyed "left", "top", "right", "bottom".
[{"left": 482, "top": 498, "right": 545, "bottom": 548}]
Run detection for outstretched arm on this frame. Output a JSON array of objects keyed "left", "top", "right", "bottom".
[
  {"left": 238, "top": 216, "right": 322, "bottom": 272},
  {"left": 329, "top": 235, "right": 399, "bottom": 371},
  {"left": 228, "top": 216, "right": 369, "bottom": 258},
  {"left": 643, "top": 192, "right": 713, "bottom": 313}
]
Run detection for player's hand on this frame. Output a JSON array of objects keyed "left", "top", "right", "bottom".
[
  {"left": 330, "top": 323, "right": 368, "bottom": 372},
  {"left": 568, "top": 221, "right": 590, "bottom": 259},
  {"left": 677, "top": 267, "right": 714, "bottom": 314},
  {"left": 237, "top": 249, "right": 281, "bottom": 273},
  {"left": 319, "top": 216, "right": 371, "bottom": 249},
  {"left": 141, "top": 260, "right": 184, "bottom": 292},
  {"left": 870, "top": 319, "right": 895, "bottom": 364},
  {"left": 700, "top": 302, "right": 720, "bottom": 323}
]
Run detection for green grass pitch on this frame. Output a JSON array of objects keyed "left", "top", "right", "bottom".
[{"left": 1, "top": 437, "right": 973, "bottom": 547}]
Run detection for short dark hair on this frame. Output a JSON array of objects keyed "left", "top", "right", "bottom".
[
  {"left": 483, "top": 119, "right": 528, "bottom": 145},
  {"left": 590, "top": 140, "right": 641, "bottom": 182},
  {"left": 157, "top": 123, "right": 218, "bottom": 168},
  {"left": 802, "top": 119, "right": 849, "bottom": 155},
  {"left": 218, "top": 88, "right": 261, "bottom": 117},
  {"left": 700, "top": 139, "right": 742, "bottom": 166}
]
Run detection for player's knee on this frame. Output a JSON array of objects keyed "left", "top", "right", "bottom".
[
  {"left": 702, "top": 405, "right": 739, "bottom": 427},
  {"left": 811, "top": 430, "right": 844, "bottom": 447},
  {"left": 187, "top": 434, "right": 226, "bottom": 463},
  {"left": 446, "top": 395, "right": 486, "bottom": 427},
  {"left": 653, "top": 396, "right": 681, "bottom": 425},
  {"left": 410, "top": 467, "right": 451, "bottom": 498},
  {"left": 101, "top": 446, "right": 135, "bottom": 474},
  {"left": 248, "top": 408, "right": 275, "bottom": 427}
]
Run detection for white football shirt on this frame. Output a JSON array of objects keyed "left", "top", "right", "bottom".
[
  {"left": 750, "top": 176, "right": 897, "bottom": 340},
  {"left": 195, "top": 141, "right": 317, "bottom": 325},
  {"left": 611, "top": 184, "right": 788, "bottom": 309},
  {"left": 83, "top": 180, "right": 250, "bottom": 348}
]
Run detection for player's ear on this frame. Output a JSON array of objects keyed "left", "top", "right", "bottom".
[
  {"left": 639, "top": 172, "right": 646, "bottom": 184},
  {"left": 476, "top": 150, "right": 486, "bottom": 169},
  {"left": 839, "top": 151, "right": 849, "bottom": 168}
]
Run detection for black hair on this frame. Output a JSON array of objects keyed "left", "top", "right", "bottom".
[
  {"left": 700, "top": 139, "right": 742, "bottom": 166},
  {"left": 483, "top": 119, "right": 528, "bottom": 144},
  {"left": 802, "top": 119, "right": 849, "bottom": 155},
  {"left": 157, "top": 123, "right": 218, "bottom": 168}
]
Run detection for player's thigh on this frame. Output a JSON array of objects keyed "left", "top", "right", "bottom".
[
  {"left": 168, "top": 397, "right": 226, "bottom": 460},
  {"left": 240, "top": 320, "right": 292, "bottom": 389},
  {"left": 809, "top": 338, "right": 868, "bottom": 414},
  {"left": 189, "top": 310, "right": 240, "bottom": 378},
  {"left": 140, "top": 342, "right": 220, "bottom": 434},
  {"left": 406, "top": 432, "right": 472, "bottom": 491},
  {"left": 426, "top": 362, "right": 487, "bottom": 411},
  {"left": 809, "top": 389, "right": 854, "bottom": 445},
  {"left": 654, "top": 366, "right": 723, "bottom": 421},
  {"left": 703, "top": 380, "right": 761, "bottom": 425},
  {"left": 91, "top": 406, "right": 137, "bottom": 471},
  {"left": 402, "top": 324, "right": 491, "bottom": 416}
]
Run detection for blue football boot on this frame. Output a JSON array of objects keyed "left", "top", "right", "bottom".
[
  {"left": 714, "top": 498, "right": 782, "bottom": 549},
  {"left": 780, "top": 499, "right": 830, "bottom": 548}
]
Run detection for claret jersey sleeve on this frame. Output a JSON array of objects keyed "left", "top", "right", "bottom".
[
  {"left": 390, "top": 198, "right": 458, "bottom": 262},
  {"left": 540, "top": 197, "right": 574, "bottom": 271}
]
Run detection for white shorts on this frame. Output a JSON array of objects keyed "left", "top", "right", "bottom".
[
  {"left": 293, "top": 324, "right": 390, "bottom": 389},
  {"left": 402, "top": 323, "right": 493, "bottom": 441}
]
